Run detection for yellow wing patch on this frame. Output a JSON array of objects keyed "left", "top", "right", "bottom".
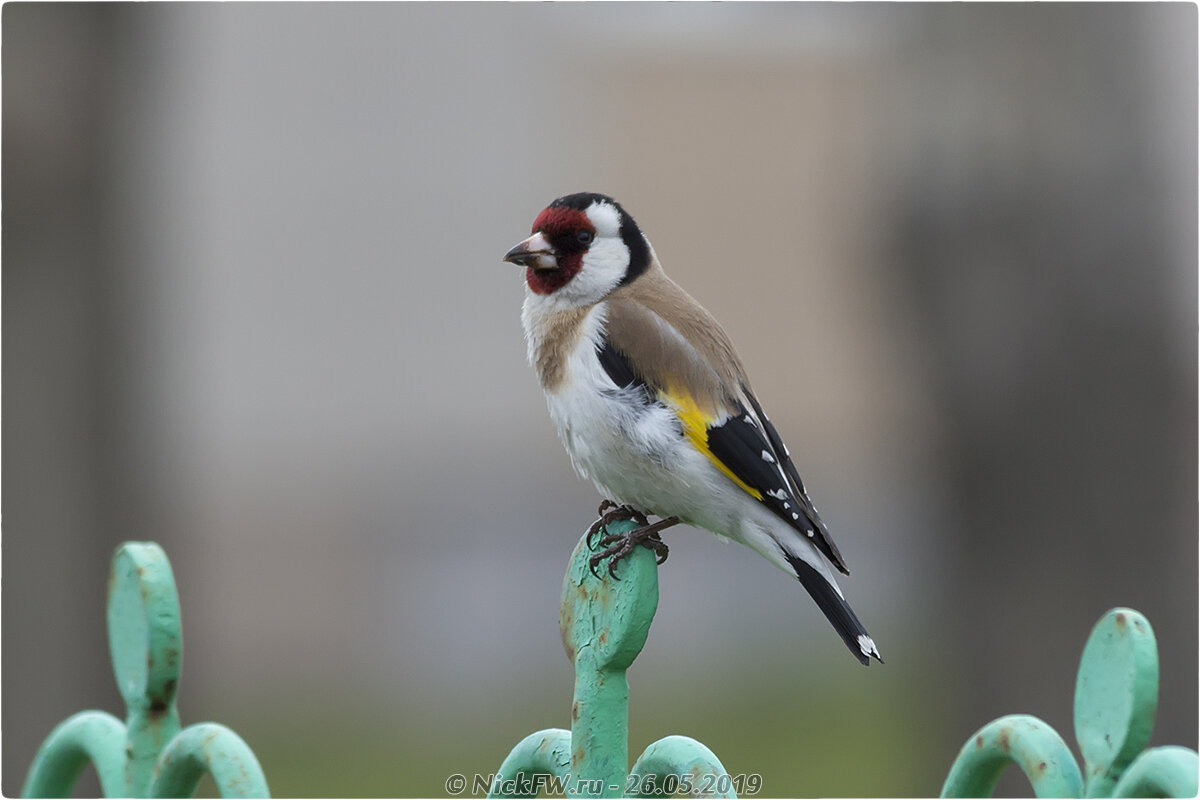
[{"left": 659, "top": 388, "right": 764, "bottom": 501}]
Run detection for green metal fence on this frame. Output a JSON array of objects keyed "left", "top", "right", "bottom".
[
  {"left": 487, "top": 520, "right": 734, "bottom": 798},
  {"left": 21, "top": 532, "right": 1199, "bottom": 797},
  {"left": 941, "top": 608, "right": 1198, "bottom": 798},
  {"left": 22, "top": 543, "right": 269, "bottom": 798}
]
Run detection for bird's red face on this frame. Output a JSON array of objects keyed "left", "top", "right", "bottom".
[
  {"left": 503, "top": 193, "right": 651, "bottom": 306},
  {"left": 504, "top": 205, "right": 596, "bottom": 295}
]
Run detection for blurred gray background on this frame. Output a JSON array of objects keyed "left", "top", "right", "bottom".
[{"left": 4, "top": 3, "right": 1196, "bottom": 796}]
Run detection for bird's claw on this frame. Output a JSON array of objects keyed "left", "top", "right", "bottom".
[
  {"left": 586, "top": 516, "right": 678, "bottom": 580},
  {"left": 645, "top": 532, "right": 669, "bottom": 565},
  {"left": 584, "top": 502, "right": 645, "bottom": 553}
]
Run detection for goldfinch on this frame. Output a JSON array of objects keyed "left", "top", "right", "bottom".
[{"left": 504, "top": 192, "right": 882, "bottom": 666}]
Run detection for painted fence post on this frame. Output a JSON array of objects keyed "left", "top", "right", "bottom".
[
  {"left": 489, "top": 519, "right": 735, "bottom": 798},
  {"left": 22, "top": 542, "right": 269, "bottom": 798},
  {"left": 941, "top": 608, "right": 1198, "bottom": 798}
]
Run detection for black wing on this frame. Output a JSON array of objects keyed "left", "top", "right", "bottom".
[
  {"left": 597, "top": 334, "right": 849, "bottom": 575},
  {"left": 707, "top": 390, "right": 849, "bottom": 575}
]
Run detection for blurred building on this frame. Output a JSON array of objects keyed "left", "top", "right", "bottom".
[{"left": 4, "top": 4, "right": 1195, "bottom": 796}]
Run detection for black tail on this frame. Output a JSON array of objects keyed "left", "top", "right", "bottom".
[{"left": 781, "top": 548, "right": 883, "bottom": 666}]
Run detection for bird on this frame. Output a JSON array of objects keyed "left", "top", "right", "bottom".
[{"left": 503, "top": 192, "right": 882, "bottom": 666}]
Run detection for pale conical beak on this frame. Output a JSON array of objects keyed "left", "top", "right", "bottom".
[{"left": 503, "top": 231, "right": 557, "bottom": 270}]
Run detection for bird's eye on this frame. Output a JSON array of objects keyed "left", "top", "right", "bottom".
[{"left": 576, "top": 230, "right": 594, "bottom": 245}]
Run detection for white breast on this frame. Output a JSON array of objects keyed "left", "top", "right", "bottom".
[{"left": 523, "top": 299, "right": 738, "bottom": 527}]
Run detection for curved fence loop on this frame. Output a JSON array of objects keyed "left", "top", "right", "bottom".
[
  {"left": 107, "top": 543, "right": 183, "bottom": 715},
  {"left": 22, "top": 542, "right": 268, "bottom": 798},
  {"left": 21, "top": 711, "right": 128, "bottom": 798},
  {"left": 108, "top": 543, "right": 184, "bottom": 794},
  {"left": 487, "top": 728, "right": 573, "bottom": 798},
  {"left": 629, "top": 735, "right": 736, "bottom": 798},
  {"left": 1110, "top": 746, "right": 1200, "bottom": 799},
  {"left": 940, "top": 714, "right": 1084, "bottom": 798},
  {"left": 148, "top": 723, "right": 270, "bottom": 798},
  {"left": 1074, "top": 608, "right": 1160, "bottom": 797},
  {"left": 942, "top": 609, "right": 1197, "bottom": 799}
]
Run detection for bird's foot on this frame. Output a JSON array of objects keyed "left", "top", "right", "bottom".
[
  {"left": 585, "top": 502, "right": 648, "bottom": 551},
  {"left": 588, "top": 516, "right": 680, "bottom": 580}
]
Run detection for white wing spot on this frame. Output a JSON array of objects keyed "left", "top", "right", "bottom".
[
  {"left": 791, "top": 512, "right": 800, "bottom": 520},
  {"left": 743, "top": 415, "right": 755, "bottom": 425},
  {"left": 761, "top": 450, "right": 776, "bottom": 464},
  {"left": 767, "top": 488, "right": 788, "bottom": 500},
  {"left": 783, "top": 502, "right": 790, "bottom": 509},
  {"left": 857, "top": 634, "right": 880, "bottom": 658},
  {"left": 805, "top": 529, "right": 814, "bottom": 537}
]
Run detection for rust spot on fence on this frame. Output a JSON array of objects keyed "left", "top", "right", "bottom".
[
  {"left": 997, "top": 729, "right": 1011, "bottom": 753},
  {"left": 1114, "top": 612, "right": 1127, "bottom": 631}
]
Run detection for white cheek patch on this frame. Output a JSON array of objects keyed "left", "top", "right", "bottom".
[
  {"left": 523, "top": 199, "right": 640, "bottom": 311},
  {"left": 564, "top": 237, "right": 628, "bottom": 302},
  {"left": 585, "top": 201, "right": 623, "bottom": 238},
  {"left": 545, "top": 200, "right": 631, "bottom": 308}
]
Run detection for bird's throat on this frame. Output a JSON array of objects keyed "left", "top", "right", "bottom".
[{"left": 525, "top": 253, "right": 583, "bottom": 295}]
